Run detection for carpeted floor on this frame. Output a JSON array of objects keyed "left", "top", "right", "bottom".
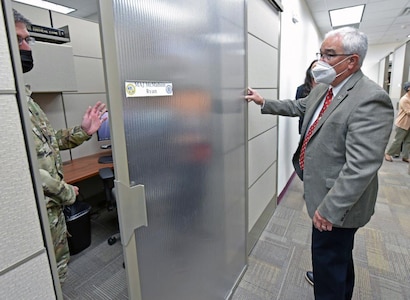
[
  {"left": 62, "top": 159, "right": 410, "bottom": 299},
  {"left": 62, "top": 201, "right": 126, "bottom": 300},
  {"left": 231, "top": 158, "right": 410, "bottom": 300}
]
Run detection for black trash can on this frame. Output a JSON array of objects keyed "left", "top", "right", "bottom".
[{"left": 64, "top": 201, "right": 92, "bottom": 255}]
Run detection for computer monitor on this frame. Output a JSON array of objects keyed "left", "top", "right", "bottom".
[
  {"left": 97, "top": 111, "right": 113, "bottom": 164},
  {"left": 97, "top": 111, "right": 110, "bottom": 142}
]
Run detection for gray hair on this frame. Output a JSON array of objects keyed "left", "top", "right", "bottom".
[
  {"left": 325, "top": 27, "right": 368, "bottom": 66},
  {"left": 13, "top": 9, "right": 31, "bottom": 26},
  {"left": 404, "top": 82, "right": 410, "bottom": 92}
]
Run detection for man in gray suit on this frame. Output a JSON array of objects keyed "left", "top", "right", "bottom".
[{"left": 246, "top": 27, "right": 393, "bottom": 299}]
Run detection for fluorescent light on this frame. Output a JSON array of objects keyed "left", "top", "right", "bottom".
[
  {"left": 329, "top": 5, "right": 365, "bottom": 28},
  {"left": 13, "top": 0, "right": 76, "bottom": 14}
]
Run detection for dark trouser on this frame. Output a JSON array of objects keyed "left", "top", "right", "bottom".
[{"left": 312, "top": 226, "right": 358, "bottom": 300}]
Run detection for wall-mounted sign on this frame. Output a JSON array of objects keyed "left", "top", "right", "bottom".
[
  {"left": 125, "top": 81, "right": 173, "bottom": 98},
  {"left": 28, "top": 24, "right": 70, "bottom": 44}
]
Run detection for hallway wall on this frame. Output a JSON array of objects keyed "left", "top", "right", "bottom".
[
  {"left": 246, "top": 0, "right": 281, "bottom": 251},
  {"left": 0, "top": 3, "right": 55, "bottom": 299},
  {"left": 363, "top": 42, "right": 400, "bottom": 83},
  {"left": 277, "top": 0, "right": 321, "bottom": 195}
]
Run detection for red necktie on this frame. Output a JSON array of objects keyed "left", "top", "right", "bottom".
[{"left": 299, "top": 88, "right": 333, "bottom": 170}]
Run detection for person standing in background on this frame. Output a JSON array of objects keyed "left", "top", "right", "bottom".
[
  {"left": 246, "top": 27, "right": 393, "bottom": 299},
  {"left": 294, "top": 59, "right": 318, "bottom": 286},
  {"left": 14, "top": 9, "right": 107, "bottom": 283},
  {"left": 384, "top": 81, "right": 410, "bottom": 163},
  {"left": 295, "top": 59, "right": 318, "bottom": 134}
]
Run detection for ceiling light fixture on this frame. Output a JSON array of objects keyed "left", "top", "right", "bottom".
[
  {"left": 13, "top": 0, "right": 76, "bottom": 14},
  {"left": 329, "top": 5, "right": 365, "bottom": 28}
]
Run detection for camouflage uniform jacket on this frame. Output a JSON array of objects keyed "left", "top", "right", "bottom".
[{"left": 26, "top": 87, "right": 91, "bottom": 208}]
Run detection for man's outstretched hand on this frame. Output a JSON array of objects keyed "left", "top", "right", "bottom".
[
  {"left": 81, "top": 101, "right": 107, "bottom": 136},
  {"left": 245, "top": 87, "right": 265, "bottom": 106}
]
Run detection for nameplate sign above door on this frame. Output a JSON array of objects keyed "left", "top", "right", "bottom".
[{"left": 125, "top": 81, "right": 173, "bottom": 98}]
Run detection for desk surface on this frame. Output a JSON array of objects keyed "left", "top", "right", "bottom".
[{"left": 63, "top": 151, "right": 113, "bottom": 184}]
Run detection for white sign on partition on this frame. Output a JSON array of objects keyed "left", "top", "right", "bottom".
[{"left": 125, "top": 81, "right": 173, "bottom": 98}]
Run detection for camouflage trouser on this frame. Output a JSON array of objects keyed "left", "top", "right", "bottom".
[{"left": 47, "top": 206, "right": 70, "bottom": 283}]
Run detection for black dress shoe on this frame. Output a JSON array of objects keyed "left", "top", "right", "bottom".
[{"left": 305, "top": 271, "right": 314, "bottom": 286}]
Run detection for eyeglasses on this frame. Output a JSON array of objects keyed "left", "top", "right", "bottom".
[
  {"left": 17, "top": 36, "right": 35, "bottom": 46},
  {"left": 316, "top": 52, "right": 352, "bottom": 61}
]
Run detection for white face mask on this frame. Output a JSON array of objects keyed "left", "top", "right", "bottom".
[{"left": 312, "top": 57, "right": 350, "bottom": 84}]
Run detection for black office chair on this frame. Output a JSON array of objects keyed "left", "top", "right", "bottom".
[
  {"left": 99, "top": 167, "right": 120, "bottom": 245},
  {"left": 99, "top": 167, "right": 116, "bottom": 211}
]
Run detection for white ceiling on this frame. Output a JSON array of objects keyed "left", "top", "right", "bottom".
[
  {"left": 28, "top": 0, "right": 410, "bottom": 46},
  {"left": 48, "top": 0, "right": 99, "bottom": 21},
  {"left": 305, "top": 0, "right": 410, "bottom": 45}
]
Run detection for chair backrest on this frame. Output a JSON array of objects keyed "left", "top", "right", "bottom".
[{"left": 99, "top": 167, "right": 116, "bottom": 210}]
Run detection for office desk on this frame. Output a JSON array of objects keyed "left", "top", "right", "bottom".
[{"left": 63, "top": 151, "right": 113, "bottom": 184}]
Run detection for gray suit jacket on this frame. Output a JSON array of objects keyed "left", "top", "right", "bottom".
[{"left": 262, "top": 71, "right": 394, "bottom": 228}]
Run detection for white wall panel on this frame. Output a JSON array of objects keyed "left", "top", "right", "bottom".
[
  {"left": 364, "top": 43, "right": 401, "bottom": 83},
  {"left": 0, "top": 95, "right": 44, "bottom": 270},
  {"left": 72, "top": 56, "right": 105, "bottom": 93},
  {"left": 1, "top": 5, "right": 54, "bottom": 297},
  {"left": 12, "top": 2, "right": 52, "bottom": 27},
  {"left": 247, "top": 0, "right": 280, "bottom": 48},
  {"left": 248, "top": 34, "right": 278, "bottom": 88},
  {"left": 390, "top": 43, "right": 406, "bottom": 112},
  {"left": 52, "top": 12, "right": 102, "bottom": 58},
  {"left": 23, "top": 42, "right": 77, "bottom": 92},
  {"left": 248, "top": 88, "right": 277, "bottom": 139},
  {"left": 0, "top": 252, "right": 55, "bottom": 300},
  {"left": 0, "top": 10, "right": 14, "bottom": 90},
  {"left": 246, "top": 0, "right": 280, "bottom": 248},
  {"left": 248, "top": 129, "right": 277, "bottom": 187},
  {"left": 248, "top": 163, "right": 277, "bottom": 230},
  {"left": 378, "top": 58, "right": 386, "bottom": 88}
]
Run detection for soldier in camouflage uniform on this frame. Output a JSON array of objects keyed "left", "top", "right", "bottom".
[{"left": 14, "top": 9, "right": 107, "bottom": 283}]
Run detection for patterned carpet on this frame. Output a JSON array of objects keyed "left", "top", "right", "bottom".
[
  {"left": 62, "top": 201, "right": 126, "bottom": 300},
  {"left": 231, "top": 159, "right": 410, "bottom": 300},
  {"left": 62, "top": 159, "right": 410, "bottom": 299}
]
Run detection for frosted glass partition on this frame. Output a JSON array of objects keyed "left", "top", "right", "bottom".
[{"left": 102, "top": 0, "right": 247, "bottom": 299}]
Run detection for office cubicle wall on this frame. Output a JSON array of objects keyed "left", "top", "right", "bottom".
[
  {"left": 378, "top": 55, "right": 390, "bottom": 94},
  {"left": 246, "top": 0, "right": 281, "bottom": 252},
  {"left": 100, "top": 0, "right": 246, "bottom": 299},
  {"left": 13, "top": 2, "right": 106, "bottom": 162},
  {"left": 0, "top": 1, "right": 58, "bottom": 298},
  {"left": 390, "top": 41, "right": 410, "bottom": 112}
]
